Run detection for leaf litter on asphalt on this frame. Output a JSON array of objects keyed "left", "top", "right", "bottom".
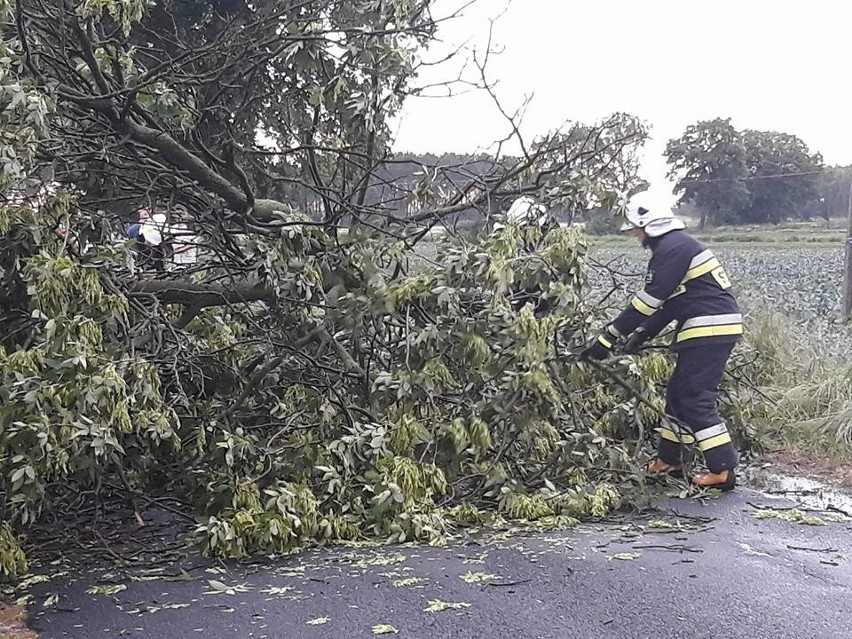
[
  {"left": 306, "top": 617, "right": 330, "bottom": 626},
  {"left": 204, "top": 579, "right": 252, "bottom": 595},
  {"left": 610, "top": 552, "right": 642, "bottom": 561},
  {"left": 459, "top": 571, "right": 498, "bottom": 583},
  {"left": 391, "top": 577, "right": 427, "bottom": 587},
  {"left": 85, "top": 584, "right": 127, "bottom": 596},
  {"left": 424, "top": 600, "right": 471, "bottom": 612},
  {"left": 372, "top": 623, "right": 398, "bottom": 634},
  {"left": 750, "top": 508, "right": 826, "bottom": 526}
]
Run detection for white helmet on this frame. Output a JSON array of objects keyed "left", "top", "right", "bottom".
[
  {"left": 495, "top": 196, "right": 549, "bottom": 230},
  {"left": 619, "top": 192, "right": 685, "bottom": 237}
]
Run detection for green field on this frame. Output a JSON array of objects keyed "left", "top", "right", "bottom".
[
  {"left": 412, "top": 229, "right": 852, "bottom": 461},
  {"left": 587, "top": 238, "right": 852, "bottom": 461},
  {"left": 587, "top": 242, "right": 851, "bottom": 358},
  {"left": 594, "top": 219, "right": 847, "bottom": 246}
]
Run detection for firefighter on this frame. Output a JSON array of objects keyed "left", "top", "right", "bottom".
[
  {"left": 495, "top": 196, "right": 560, "bottom": 316},
  {"left": 580, "top": 192, "right": 741, "bottom": 491}
]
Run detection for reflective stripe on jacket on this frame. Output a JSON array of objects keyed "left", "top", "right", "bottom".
[{"left": 610, "top": 230, "right": 741, "bottom": 350}]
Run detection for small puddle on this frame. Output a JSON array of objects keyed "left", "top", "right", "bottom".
[{"left": 742, "top": 466, "right": 852, "bottom": 518}]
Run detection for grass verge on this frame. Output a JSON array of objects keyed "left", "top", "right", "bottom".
[{"left": 735, "top": 308, "right": 852, "bottom": 462}]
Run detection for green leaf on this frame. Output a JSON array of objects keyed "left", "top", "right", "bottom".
[
  {"left": 424, "top": 600, "right": 471, "bottom": 613},
  {"left": 371, "top": 624, "right": 398, "bottom": 635},
  {"left": 459, "top": 571, "right": 497, "bottom": 584},
  {"left": 307, "top": 616, "right": 330, "bottom": 626},
  {"left": 86, "top": 583, "right": 127, "bottom": 596},
  {"left": 206, "top": 579, "right": 229, "bottom": 592}
]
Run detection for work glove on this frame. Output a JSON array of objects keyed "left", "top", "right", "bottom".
[
  {"left": 622, "top": 328, "right": 649, "bottom": 355},
  {"left": 580, "top": 329, "right": 617, "bottom": 361}
]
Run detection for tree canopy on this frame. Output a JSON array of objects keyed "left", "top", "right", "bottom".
[
  {"left": 666, "top": 118, "right": 826, "bottom": 227},
  {"left": 0, "top": 0, "right": 756, "bottom": 577}
]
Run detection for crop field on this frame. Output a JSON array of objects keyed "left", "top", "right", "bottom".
[
  {"left": 407, "top": 230, "right": 851, "bottom": 357},
  {"left": 587, "top": 242, "right": 852, "bottom": 359}
]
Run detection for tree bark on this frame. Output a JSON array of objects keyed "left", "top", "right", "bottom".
[{"left": 129, "top": 280, "right": 273, "bottom": 307}]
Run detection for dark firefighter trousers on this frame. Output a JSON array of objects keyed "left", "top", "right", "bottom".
[{"left": 656, "top": 342, "right": 738, "bottom": 473}]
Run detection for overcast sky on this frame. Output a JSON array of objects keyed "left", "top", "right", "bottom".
[{"left": 391, "top": 0, "right": 851, "bottom": 202}]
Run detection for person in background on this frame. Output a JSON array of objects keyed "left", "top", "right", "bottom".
[
  {"left": 167, "top": 205, "right": 199, "bottom": 271},
  {"left": 127, "top": 206, "right": 166, "bottom": 272},
  {"left": 581, "top": 192, "right": 742, "bottom": 491},
  {"left": 495, "top": 196, "right": 559, "bottom": 316}
]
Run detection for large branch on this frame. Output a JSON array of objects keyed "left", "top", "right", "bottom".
[
  {"left": 123, "top": 121, "right": 287, "bottom": 222},
  {"left": 129, "top": 280, "right": 273, "bottom": 307},
  {"left": 53, "top": 82, "right": 289, "bottom": 223}
]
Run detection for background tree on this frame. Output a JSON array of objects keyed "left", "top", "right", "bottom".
[
  {"left": 530, "top": 113, "right": 650, "bottom": 225},
  {"left": 665, "top": 118, "right": 750, "bottom": 228},
  {"left": 816, "top": 166, "right": 852, "bottom": 225},
  {"left": 741, "top": 130, "right": 823, "bottom": 224}
]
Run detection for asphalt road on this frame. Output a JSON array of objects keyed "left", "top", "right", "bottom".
[{"left": 19, "top": 486, "right": 852, "bottom": 639}]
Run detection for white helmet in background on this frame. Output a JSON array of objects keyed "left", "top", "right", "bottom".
[
  {"left": 619, "top": 191, "right": 685, "bottom": 237},
  {"left": 495, "top": 196, "right": 549, "bottom": 230}
]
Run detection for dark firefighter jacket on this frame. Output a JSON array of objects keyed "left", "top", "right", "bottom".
[{"left": 601, "top": 229, "right": 742, "bottom": 352}]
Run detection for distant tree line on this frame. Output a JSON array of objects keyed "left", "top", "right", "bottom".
[
  {"left": 373, "top": 116, "right": 850, "bottom": 234},
  {"left": 666, "top": 117, "right": 849, "bottom": 228},
  {"left": 348, "top": 113, "right": 650, "bottom": 232}
]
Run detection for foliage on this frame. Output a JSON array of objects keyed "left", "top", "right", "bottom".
[
  {"left": 0, "top": 0, "right": 771, "bottom": 581},
  {"left": 665, "top": 118, "right": 750, "bottom": 228},
  {"left": 0, "top": 522, "right": 27, "bottom": 583},
  {"left": 735, "top": 310, "right": 852, "bottom": 456},
  {"left": 0, "top": 182, "right": 666, "bottom": 570},
  {"left": 666, "top": 118, "right": 826, "bottom": 227},
  {"left": 741, "top": 129, "right": 823, "bottom": 224},
  {"left": 816, "top": 165, "right": 852, "bottom": 222},
  {"left": 529, "top": 113, "right": 650, "bottom": 222}
]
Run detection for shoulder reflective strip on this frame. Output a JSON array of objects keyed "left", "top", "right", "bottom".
[
  {"left": 681, "top": 314, "right": 743, "bottom": 330},
  {"left": 676, "top": 324, "right": 743, "bottom": 342},
  {"left": 694, "top": 423, "right": 729, "bottom": 441},
  {"left": 659, "top": 428, "right": 696, "bottom": 444},
  {"left": 688, "top": 249, "right": 715, "bottom": 269},
  {"left": 598, "top": 335, "right": 614, "bottom": 348},
  {"left": 636, "top": 289, "right": 664, "bottom": 309},
  {"left": 631, "top": 296, "right": 657, "bottom": 316},
  {"left": 697, "top": 432, "right": 732, "bottom": 452},
  {"left": 683, "top": 257, "right": 721, "bottom": 282}
]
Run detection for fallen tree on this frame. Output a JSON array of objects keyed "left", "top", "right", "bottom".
[{"left": 0, "top": 0, "right": 735, "bottom": 574}]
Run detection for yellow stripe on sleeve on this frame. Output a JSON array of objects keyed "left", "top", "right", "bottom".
[{"left": 631, "top": 296, "right": 657, "bottom": 317}]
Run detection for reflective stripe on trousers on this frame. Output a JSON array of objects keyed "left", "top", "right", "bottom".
[{"left": 656, "top": 342, "right": 738, "bottom": 473}]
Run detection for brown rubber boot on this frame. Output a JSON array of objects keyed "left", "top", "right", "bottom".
[
  {"left": 646, "top": 459, "right": 684, "bottom": 478},
  {"left": 692, "top": 469, "right": 736, "bottom": 492}
]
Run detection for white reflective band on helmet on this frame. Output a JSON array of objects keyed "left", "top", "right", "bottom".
[
  {"left": 680, "top": 314, "right": 743, "bottom": 330},
  {"left": 643, "top": 218, "right": 686, "bottom": 237}
]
